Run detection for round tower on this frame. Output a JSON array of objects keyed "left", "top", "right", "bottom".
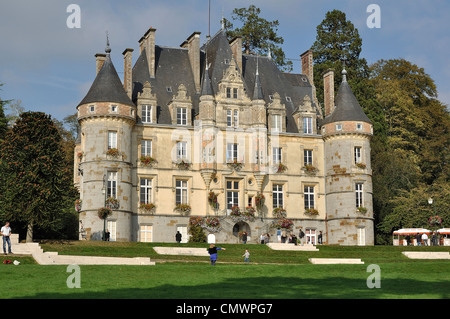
[
  {"left": 76, "top": 38, "right": 136, "bottom": 241},
  {"left": 321, "top": 68, "right": 374, "bottom": 245}
]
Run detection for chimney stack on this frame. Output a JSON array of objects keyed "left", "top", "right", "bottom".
[
  {"left": 229, "top": 36, "right": 242, "bottom": 72},
  {"left": 139, "top": 28, "right": 156, "bottom": 78},
  {"left": 95, "top": 53, "right": 106, "bottom": 75},
  {"left": 323, "top": 69, "right": 335, "bottom": 117},
  {"left": 122, "top": 48, "right": 134, "bottom": 99},
  {"left": 181, "top": 32, "right": 201, "bottom": 93},
  {"left": 301, "top": 50, "right": 313, "bottom": 83}
]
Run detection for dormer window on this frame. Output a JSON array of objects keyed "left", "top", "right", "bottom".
[
  {"left": 272, "top": 114, "right": 282, "bottom": 132},
  {"left": 89, "top": 105, "right": 95, "bottom": 113},
  {"left": 177, "top": 107, "right": 187, "bottom": 125},
  {"left": 111, "top": 105, "right": 118, "bottom": 113},
  {"left": 303, "top": 117, "right": 313, "bottom": 134},
  {"left": 336, "top": 124, "right": 343, "bottom": 131},
  {"left": 142, "top": 105, "right": 152, "bottom": 123},
  {"left": 356, "top": 123, "right": 363, "bottom": 130},
  {"left": 227, "top": 109, "right": 239, "bottom": 128}
]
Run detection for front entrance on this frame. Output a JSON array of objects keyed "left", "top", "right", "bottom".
[{"left": 232, "top": 221, "right": 251, "bottom": 240}]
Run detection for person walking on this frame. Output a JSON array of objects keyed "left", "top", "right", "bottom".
[
  {"left": 416, "top": 232, "right": 421, "bottom": 246},
  {"left": 318, "top": 231, "right": 323, "bottom": 245},
  {"left": 207, "top": 244, "right": 226, "bottom": 266},
  {"left": 1, "top": 222, "right": 12, "bottom": 255},
  {"left": 299, "top": 228, "right": 305, "bottom": 246},
  {"left": 175, "top": 231, "right": 182, "bottom": 243},
  {"left": 242, "top": 232, "right": 247, "bottom": 244},
  {"left": 242, "top": 249, "right": 250, "bottom": 263},
  {"left": 260, "top": 233, "right": 265, "bottom": 244},
  {"left": 422, "top": 232, "right": 429, "bottom": 246}
]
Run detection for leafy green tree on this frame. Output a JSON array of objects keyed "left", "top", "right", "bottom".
[
  {"left": 0, "top": 84, "right": 11, "bottom": 140},
  {"left": 0, "top": 112, "right": 78, "bottom": 241},
  {"left": 223, "top": 5, "right": 293, "bottom": 72}
]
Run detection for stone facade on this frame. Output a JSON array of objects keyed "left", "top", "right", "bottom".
[{"left": 74, "top": 27, "right": 374, "bottom": 245}]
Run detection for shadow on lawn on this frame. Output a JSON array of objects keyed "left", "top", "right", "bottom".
[{"left": 18, "top": 273, "right": 450, "bottom": 299}]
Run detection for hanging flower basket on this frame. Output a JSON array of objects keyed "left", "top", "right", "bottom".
[
  {"left": 208, "top": 191, "right": 219, "bottom": 209},
  {"left": 275, "top": 163, "right": 287, "bottom": 173},
  {"left": 227, "top": 160, "right": 243, "bottom": 171},
  {"left": 204, "top": 217, "right": 221, "bottom": 233},
  {"left": 357, "top": 206, "right": 368, "bottom": 214},
  {"left": 429, "top": 215, "right": 442, "bottom": 227},
  {"left": 175, "top": 203, "right": 191, "bottom": 215},
  {"left": 273, "top": 207, "right": 287, "bottom": 219},
  {"left": 304, "top": 208, "right": 319, "bottom": 216},
  {"left": 105, "top": 197, "right": 120, "bottom": 210},
  {"left": 139, "top": 203, "right": 156, "bottom": 213},
  {"left": 303, "top": 164, "right": 318, "bottom": 175},
  {"left": 77, "top": 152, "right": 84, "bottom": 161},
  {"left": 140, "top": 155, "right": 156, "bottom": 167},
  {"left": 98, "top": 207, "right": 112, "bottom": 220},
  {"left": 255, "top": 193, "right": 265, "bottom": 209},
  {"left": 106, "top": 148, "right": 120, "bottom": 158},
  {"left": 75, "top": 199, "right": 82, "bottom": 212},
  {"left": 272, "top": 218, "right": 294, "bottom": 231},
  {"left": 243, "top": 206, "right": 256, "bottom": 221},
  {"left": 189, "top": 216, "right": 204, "bottom": 227}
]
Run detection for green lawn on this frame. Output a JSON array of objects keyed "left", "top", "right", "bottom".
[{"left": 1, "top": 241, "right": 449, "bottom": 299}]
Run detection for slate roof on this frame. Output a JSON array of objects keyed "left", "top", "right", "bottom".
[
  {"left": 320, "top": 79, "right": 372, "bottom": 125},
  {"left": 78, "top": 52, "right": 134, "bottom": 107}
]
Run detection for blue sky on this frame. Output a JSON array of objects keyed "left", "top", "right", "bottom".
[{"left": 1, "top": 0, "right": 449, "bottom": 122}]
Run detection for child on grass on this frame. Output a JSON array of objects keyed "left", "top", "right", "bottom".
[{"left": 242, "top": 249, "right": 250, "bottom": 263}]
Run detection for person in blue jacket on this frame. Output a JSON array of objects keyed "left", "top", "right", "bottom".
[{"left": 207, "top": 244, "right": 226, "bottom": 266}]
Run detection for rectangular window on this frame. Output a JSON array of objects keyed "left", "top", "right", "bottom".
[
  {"left": 107, "top": 221, "right": 117, "bottom": 241},
  {"left": 248, "top": 196, "right": 253, "bottom": 207},
  {"left": 227, "top": 110, "right": 232, "bottom": 127},
  {"left": 108, "top": 131, "right": 117, "bottom": 150},
  {"left": 273, "top": 184, "right": 283, "bottom": 209},
  {"left": 272, "top": 147, "right": 282, "bottom": 164},
  {"left": 107, "top": 171, "right": 117, "bottom": 199},
  {"left": 304, "top": 186, "right": 315, "bottom": 209},
  {"left": 226, "top": 180, "right": 239, "bottom": 209},
  {"left": 176, "top": 180, "right": 188, "bottom": 205},
  {"left": 306, "top": 228, "right": 316, "bottom": 245},
  {"left": 111, "top": 105, "right": 118, "bottom": 113},
  {"left": 142, "top": 105, "right": 152, "bottom": 123},
  {"left": 303, "top": 117, "right": 313, "bottom": 134},
  {"left": 354, "top": 146, "right": 362, "bottom": 164},
  {"left": 272, "top": 115, "right": 282, "bottom": 132},
  {"left": 140, "top": 225, "right": 153, "bottom": 242},
  {"left": 233, "top": 109, "right": 239, "bottom": 128},
  {"left": 226, "top": 87, "right": 231, "bottom": 99},
  {"left": 336, "top": 124, "right": 343, "bottom": 131},
  {"left": 226, "top": 143, "right": 238, "bottom": 162},
  {"left": 140, "top": 178, "right": 152, "bottom": 204},
  {"left": 177, "top": 108, "right": 187, "bottom": 125},
  {"left": 141, "top": 140, "right": 152, "bottom": 157},
  {"left": 233, "top": 88, "right": 238, "bottom": 99},
  {"left": 356, "top": 183, "right": 363, "bottom": 208},
  {"left": 176, "top": 141, "right": 187, "bottom": 160},
  {"left": 304, "top": 149, "right": 313, "bottom": 166}
]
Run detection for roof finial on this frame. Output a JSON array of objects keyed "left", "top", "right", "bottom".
[
  {"left": 105, "top": 30, "right": 111, "bottom": 56},
  {"left": 256, "top": 54, "right": 259, "bottom": 75},
  {"left": 342, "top": 60, "right": 347, "bottom": 83}
]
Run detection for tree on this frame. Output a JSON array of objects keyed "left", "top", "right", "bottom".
[
  {"left": 0, "top": 112, "right": 78, "bottom": 241},
  {"left": 0, "top": 83, "right": 10, "bottom": 140},
  {"left": 223, "top": 5, "right": 293, "bottom": 72}
]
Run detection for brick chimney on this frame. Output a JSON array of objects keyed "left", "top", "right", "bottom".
[
  {"left": 323, "top": 69, "right": 335, "bottom": 117},
  {"left": 229, "top": 36, "right": 242, "bottom": 72},
  {"left": 300, "top": 50, "right": 313, "bottom": 83},
  {"left": 139, "top": 28, "right": 156, "bottom": 78},
  {"left": 181, "top": 32, "right": 201, "bottom": 93},
  {"left": 122, "top": 48, "right": 134, "bottom": 99},
  {"left": 95, "top": 53, "right": 106, "bottom": 75}
]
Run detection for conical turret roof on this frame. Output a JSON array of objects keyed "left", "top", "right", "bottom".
[{"left": 78, "top": 41, "right": 134, "bottom": 107}]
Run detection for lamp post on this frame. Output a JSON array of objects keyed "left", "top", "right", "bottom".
[{"left": 428, "top": 197, "right": 437, "bottom": 245}]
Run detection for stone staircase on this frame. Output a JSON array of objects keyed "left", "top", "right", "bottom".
[
  {"left": 9, "top": 235, "right": 155, "bottom": 265},
  {"left": 402, "top": 251, "right": 450, "bottom": 259},
  {"left": 309, "top": 258, "right": 364, "bottom": 264},
  {"left": 267, "top": 243, "right": 319, "bottom": 251}
]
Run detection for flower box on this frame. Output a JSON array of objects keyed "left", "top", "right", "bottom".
[
  {"left": 139, "top": 203, "right": 156, "bottom": 213},
  {"left": 175, "top": 203, "right": 191, "bottom": 215},
  {"left": 77, "top": 152, "right": 84, "bottom": 161},
  {"left": 174, "top": 159, "right": 191, "bottom": 170},
  {"left": 356, "top": 162, "right": 367, "bottom": 169},
  {"left": 304, "top": 208, "right": 319, "bottom": 216},
  {"left": 189, "top": 216, "right": 204, "bottom": 227},
  {"left": 275, "top": 163, "right": 287, "bottom": 173},
  {"left": 303, "top": 164, "right": 318, "bottom": 175},
  {"left": 140, "top": 155, "right": 156, "bottom": 167},
  {"left": 204, "top": 217, "right": 221, "bottom": 233},
  {"left": 105, "top": 197, "right": 120, "bottom": 210},
  {"left": 357, "top": 206, "right": 368, "bottom": 214},
  {"left": 227, "top": 160, "right": 243, "bottom": 171},
  {"left": 272, "top": 218, "right": 294, "bottom": 231},
  {"left": 106, "top": 148, "right": 120, "bottom": 158}
]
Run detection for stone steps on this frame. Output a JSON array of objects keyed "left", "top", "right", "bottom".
[
  {"left": 309, "top": 258, "right": 364, "bottom": 264},
  {"left": 8, "top": 242, "right": 155, "bottom": 265},
  {"left": 266, "top": 243, "right": 319, "bottom": 251},
  {"left": 153, "top": 247, "right": 210, "bottom": 256},
  {"left": 402, "top": 251, "right": 450, "bottom": 259}
]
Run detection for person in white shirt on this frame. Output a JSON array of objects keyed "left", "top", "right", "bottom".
[
  {"left": 421, "top": 233, "right": 429, "bottom": 246},
  {"left": 1, "top": 221, "right": 12, "bottom": 255}
]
